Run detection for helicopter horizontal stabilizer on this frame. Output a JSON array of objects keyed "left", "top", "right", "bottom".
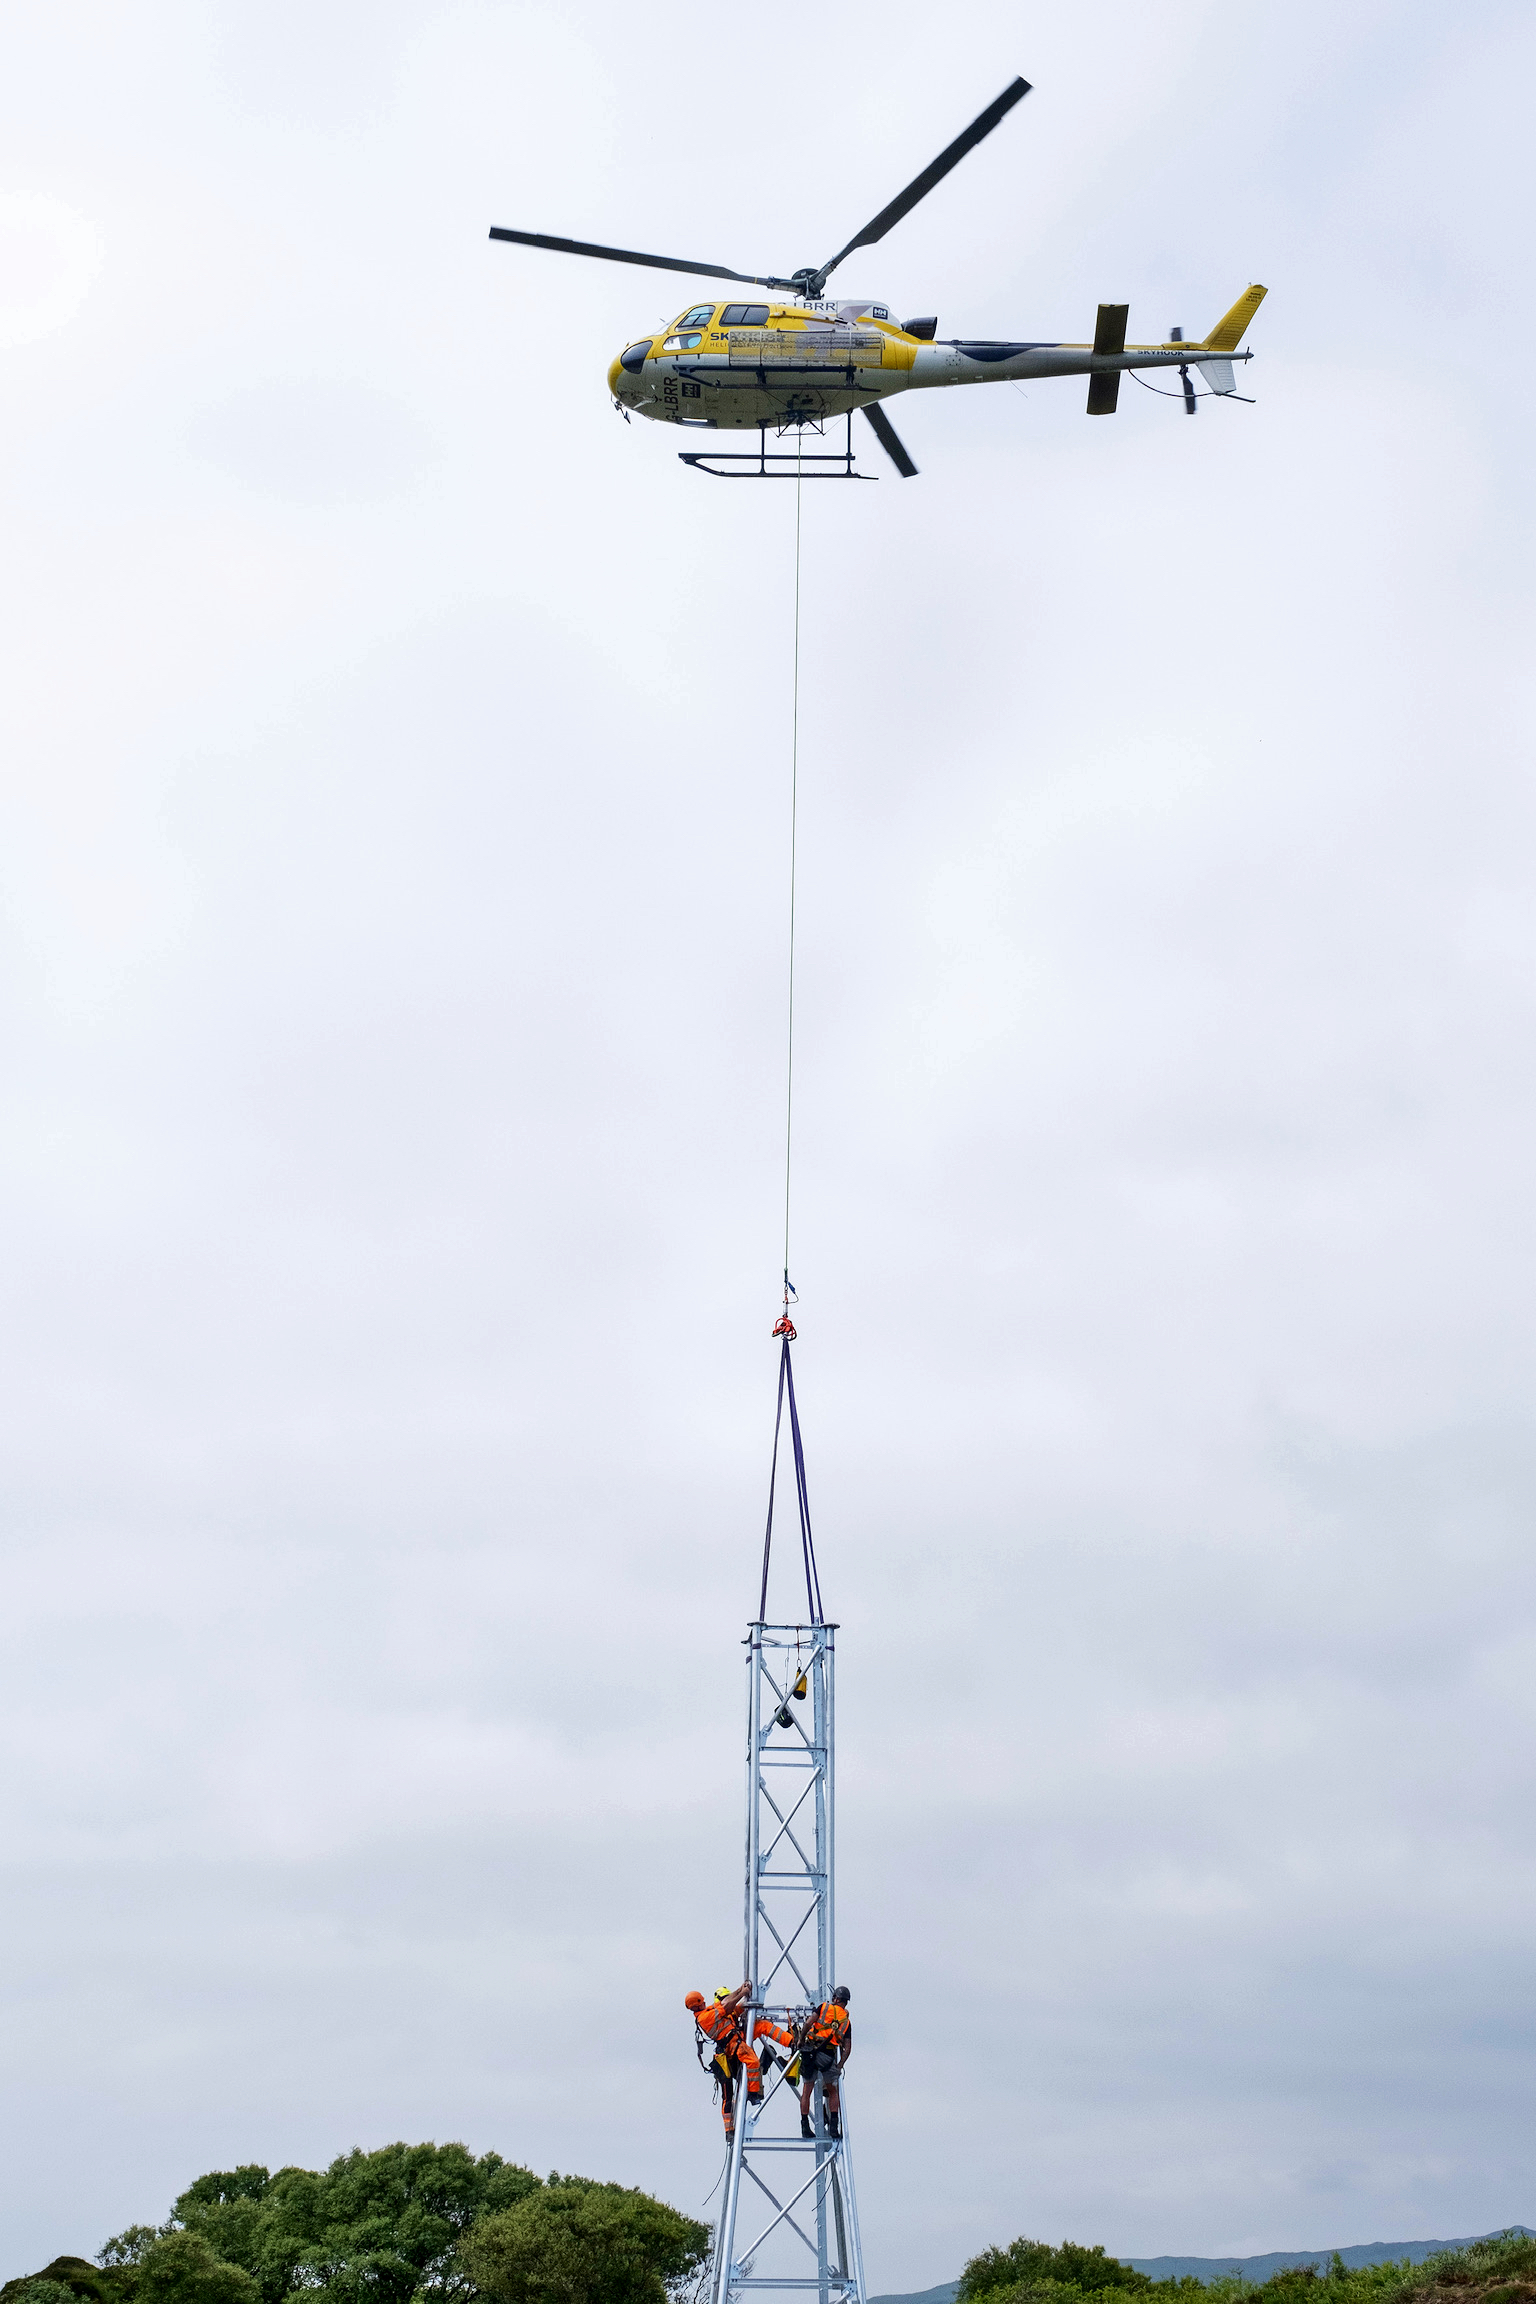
[
  {"left": 1202, "top": 285, "right": 1267, "bottom": 351},
  {"left": 1087, "top": 302, "right": 1127, "bottom": 413},
  {"left": 1092, "top": 302, "right": 1129, "bottom": 355},
  {"left": 1201, "top": 358, "right": 1237, "bottom": 395}
]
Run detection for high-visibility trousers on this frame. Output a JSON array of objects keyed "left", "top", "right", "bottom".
[{"left": 717, "top": 2045, "right": 763, "bottom": 2131}]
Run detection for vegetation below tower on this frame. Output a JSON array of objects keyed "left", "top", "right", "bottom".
[
  {"left": 0, "top": 2145, "right": 710, "bottom": 2304},
  {"left": 955, "top": 2230, "right": 1536, "bottom": 2304},
  {"left": 7, "top": 2159, "right": 1533, "bottom": 2304}
]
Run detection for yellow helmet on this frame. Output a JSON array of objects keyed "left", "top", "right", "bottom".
[{"left": 714, "top": 1987, "right": 732, "bottom": 2001}]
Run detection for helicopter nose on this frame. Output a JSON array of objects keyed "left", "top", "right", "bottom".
[{"left": 610, "top": 342, "right": 651, "bottom": 397}]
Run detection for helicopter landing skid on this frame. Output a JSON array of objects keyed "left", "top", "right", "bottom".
[{"left": 679, "top": 412, "right": 874, "bottom": 480}]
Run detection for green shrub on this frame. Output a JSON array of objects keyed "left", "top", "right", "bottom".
[
  {"left": 460, "top": 2180, "right": 710, "bottom": 2304},
  {"left": 2, "top": 2256, "right": 128, "bottom": 2304},
  {"left": 124, "top": 2234, "right": 259, "bottom": 2304},
  {"left": 960, "top": 2244, "right": 1154, "bottom": 2302},
  {"left": 962, "top": 2230, "right": 1536, "bottom": 2304}
]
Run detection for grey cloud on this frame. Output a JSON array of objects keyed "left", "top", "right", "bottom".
[
  {"left": 186, "top": 383, "right": 434, "bottom": 504},
  {"left": 1, "top": 0, "right": 1534, "bottom": 2291}
]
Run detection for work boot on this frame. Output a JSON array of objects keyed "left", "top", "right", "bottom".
[{"left": 800, "top": 2115, "right": 813, "bottom": 2139}]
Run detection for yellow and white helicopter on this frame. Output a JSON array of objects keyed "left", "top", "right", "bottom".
[{"left": 489, "top": 78, "right": 1266, "bottom": 478}]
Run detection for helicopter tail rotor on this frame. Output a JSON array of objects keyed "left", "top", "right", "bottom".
[{"left": 1170, "top": 324, "right": 1197, "bottom": 414}]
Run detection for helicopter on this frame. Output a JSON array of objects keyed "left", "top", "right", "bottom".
[{"left": 489, "top": 78, "right": 1266, "bottom": 479}]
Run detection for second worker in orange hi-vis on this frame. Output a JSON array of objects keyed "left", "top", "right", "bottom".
[
  {"left": 686, "top": 1980, "right": 764, "bottom": 2140},
  {"left": 797, "top": 1987, "right": 851, "bottom": 2139}
]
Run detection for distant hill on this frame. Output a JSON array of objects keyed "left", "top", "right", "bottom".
[
  {"left": 1125, "top": 2234, "right": 1536, "bottom": 2284},
  {"left": 869, "top": 2230, "right": 1536, "bottom": 2304}
]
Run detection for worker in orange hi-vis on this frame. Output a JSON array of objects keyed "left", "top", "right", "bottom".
[
  {"left": 685, "top": 1981, "right": 764, "bottom": 2140},
  {"left": 797, "top": 1987, "right": 851, "bottom": 2139}
]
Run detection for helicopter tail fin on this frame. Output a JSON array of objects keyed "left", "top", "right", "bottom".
[{"left": 1202, "top": 284, "right": 1267, "bottom": 352}]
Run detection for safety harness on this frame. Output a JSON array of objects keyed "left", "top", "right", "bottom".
[
  {"left": 796, "top": 2003, "right": 848, "bottom": 2082},
  {"left": 694, "top": 2005, "right": 746, "bottom": 2097},
  {"left": 806, "top": 2002, "right": 849, "bottom": 2051}
]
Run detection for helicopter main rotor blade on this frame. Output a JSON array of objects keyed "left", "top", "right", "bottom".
[
  {"left": 862, "top": 402, "right": 918, "bottom": 477},
  {"left": 488, "top": 226, "right": 789, "bottom": 289},
  {"left": 818, "top": 76, "right": 1030, "bottom": 287}
]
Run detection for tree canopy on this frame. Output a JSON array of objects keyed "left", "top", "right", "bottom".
[
  {"left": 41, "top": 2145, "right": 697, "bottom": 2304},
  {"left": 129, "top": 2233, "right": 259, "bottom": 2304},
  {"left": 154, "top": 2143, "right": 544, "bottom": 2304},
  {"left": 460, "top": 2179, "right": 709, "bottom": 2304}
]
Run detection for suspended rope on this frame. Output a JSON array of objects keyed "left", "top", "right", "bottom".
[
  {"left": 699, "top": 2145, "right": 731, "bottom": 2209},
  {"left": 757, "top": 444, "right": 823, "bottom": 1629},
  {"left": 782, "top": 442, "right": 802, "bottom": 1311}
]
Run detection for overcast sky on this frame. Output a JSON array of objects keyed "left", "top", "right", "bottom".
[{"left": 2, "top": 0, "right": 1534, "bottom": 2288}]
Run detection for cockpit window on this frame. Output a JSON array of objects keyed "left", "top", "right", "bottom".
[
  {"left": 662, "top": 332, "right": 704, "bottom": 351},
  {"left": 721, "top": 303, "right": 770, "bottom": 326},
  {"left": 678, "top": 304, "right": 716, "bottom": 327}
]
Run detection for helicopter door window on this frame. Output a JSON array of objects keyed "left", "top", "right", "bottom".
[
  {"left": 721, "top": 303, "right": 769, "bottom": 326},
  {"left": 678, "top": 304, "right": 716, "bottom": 327}
]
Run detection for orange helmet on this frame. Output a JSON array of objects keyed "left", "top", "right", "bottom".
[{"left": 685, "top": 1990, "right": 707, "bottom": 2010}]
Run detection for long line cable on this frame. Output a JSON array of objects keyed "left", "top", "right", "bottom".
[
  {"left": 782, "top": 443, "right": 803, "bottom": 1309},
  {"left": 760, "top": 436, "right": 816, "bottom": 1630}
]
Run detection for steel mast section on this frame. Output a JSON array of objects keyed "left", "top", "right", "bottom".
[{"left": 710, "top": 1329, "right": 867, "bottom": 2304}]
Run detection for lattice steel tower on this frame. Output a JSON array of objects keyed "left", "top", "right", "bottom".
[{"left": 709, "top": 1332, "right": 867, "bottom": 2304}]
